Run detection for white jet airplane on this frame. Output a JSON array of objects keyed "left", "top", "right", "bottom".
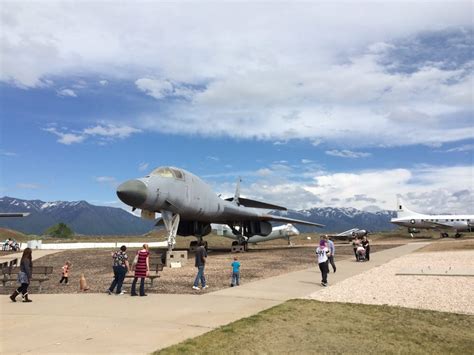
[
  {"left": 328, "top": 228, "right": 368, "bottom": 241},
  {"left": 390, "top": 198, "right": 474, "bottom": 238},
  {"left": 213, "top": 223, "right": 300, "bottom": 248}
]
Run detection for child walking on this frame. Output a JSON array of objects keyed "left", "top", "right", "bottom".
[
  {"left": 59, "top": 261, "right": 71, "bottom": 284},
  {"left": 231, "top": 256, "right": 240, "bottom": 287}
]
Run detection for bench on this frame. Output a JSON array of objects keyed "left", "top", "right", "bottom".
[
  {"left": 124, "top": 258, "right": 164, "bottom": 287},
  {"left": 1, "top": 266, "right": 53, "bottom": 292}
]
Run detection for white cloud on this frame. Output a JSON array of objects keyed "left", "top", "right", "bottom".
[
  {"left": 444, "top": 144, "right": 474, "bottom": 152},
  {"left": 83, "top": 124, "right": 141, "bottom": 138},
  {"left": 44, "top": 124, "right": 141, "bottom": 145},
  {"left": 95, "top": 176, "right": 118, "bottom": 187},
  {"left": 99, "top": 80, "right": 108, "bottom": 86},
  {"left": 1, "top": 3, "right": 472, "bottom": 147},
  {"left": 0, "top": 150, "right": 17, "bottom": 157},
  {"left": 301, "top": 159, "right": 313, "bottom": 164},
  {"left": 138, "top": 162, "right": 149, "bottom": 171},
  {"left": 325, "top": 150, "right": 372, "bottom": 158},
  {"left": 43, "top": 127, "right": 86, "bottom": 145},
  {"left": 57, "top": 88, "right": 77, "bottom": 97},
  {"left": 210, "top": 164, "right": 474, "bottom": 213}
]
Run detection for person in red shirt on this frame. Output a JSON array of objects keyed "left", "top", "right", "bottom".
[{"left": 131, "top": 244, "right": 149, "bottom": 296}]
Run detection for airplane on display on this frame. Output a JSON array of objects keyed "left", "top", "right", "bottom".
[
  {"left": 390, "top": 198, "right": 474, "bottom": 238},
  {"left": 116, "top": 166, "right": 323, "bottom": 251},
  {"left": 213, "top": 223, "right": 300, "bottom": 248},
  {"left": 328, "top": 228, "right": 368, "bottom": 241},
  {"left": 0, "top": 213, "right": 30, "bottom": 217}
]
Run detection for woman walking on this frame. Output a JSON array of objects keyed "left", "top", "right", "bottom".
[
  {"left": 316, "top": 240, "right": 330, "bottom": 287},
  {"left": 131, "top": 244, "right": 150, "bottom": 297},
  {"left": 10, "top": 247, "right": 33, "bottom": 302},
  {"left": 108, "top": 245, "right": 130, "bottom": 295}
]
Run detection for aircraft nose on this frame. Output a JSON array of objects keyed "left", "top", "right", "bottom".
[{"left": 116, "top": 179, "right": 148, "bottom": 207}]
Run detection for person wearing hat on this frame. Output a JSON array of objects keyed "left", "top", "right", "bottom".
[{"left": 316, "top": 239, "right": 331, "bottom": 287}]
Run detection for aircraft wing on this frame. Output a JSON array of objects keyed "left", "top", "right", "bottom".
[
  {"left": 260, "top": 214, "right": 324, "bottom": 227},
  {"left": 225, "top": 197, "right": 287, "bottom": 211},
  {"left": 0, "top": 213, "right": 30, "bottom": 217}
]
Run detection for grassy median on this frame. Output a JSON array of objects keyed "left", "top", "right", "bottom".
[{"left": 156, "top": 299, "right": 474, "bottom": 354}]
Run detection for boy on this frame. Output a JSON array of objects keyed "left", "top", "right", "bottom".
[
  {"left": 231, "top": 256, "right": 241, "bottom": 287},
  {"left": 59, "top": 261, "right": 71, "bottom": 284}
]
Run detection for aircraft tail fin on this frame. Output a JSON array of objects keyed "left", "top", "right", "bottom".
[
  {"left": 233, "top": 177, "right": 242, "bottom": 205},
  {"left": 396, "top": 196, "right": 421, "bottom": 218}
]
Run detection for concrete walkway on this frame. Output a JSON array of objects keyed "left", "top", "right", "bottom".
[{"left": 0, "top": 243, "right": 427, "bottom": 354}]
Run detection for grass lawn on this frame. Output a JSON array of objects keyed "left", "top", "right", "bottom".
[{"left": 156, "top": 299, "right": 474, "bottom": 354}]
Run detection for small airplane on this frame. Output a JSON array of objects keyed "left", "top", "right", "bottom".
[
  {"left": 116, "top": 166, "right": 323, "bottom": 250},
  {"left": 390, "top": 197, "right": 474, "bottom": 238},
  {"left": 213, "top": 223, "right": 300, "bottom": 249},
  {"left": 0, "top": 213, "right": 30, "bottom": 217},
  {"left": 328, "top": 228, "right": 368, "bottom": 241}
]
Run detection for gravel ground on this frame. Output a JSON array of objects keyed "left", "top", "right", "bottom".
[
  {"left": 307, "top": 250, "right": 474, "bottom": 315},
  {"left": 1, "top": 243, "right": 399, "bottom": 295}
]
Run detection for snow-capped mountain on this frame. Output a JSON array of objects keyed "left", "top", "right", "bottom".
[
  {"left": 0, "top": 196, "right": 397, "bottom": 236},
  {"left": 0, "top": 196, "right": 154, "bottom": 235},
  {"left": 273, "top": 207, "right": 397, "bottom": 233}
]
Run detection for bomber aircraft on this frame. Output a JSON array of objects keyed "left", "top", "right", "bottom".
[
  {"left": 391, "top": 197, "right": 474, "bottom": 238},
  {"left": 328, "top": 228, "right": 368, "bottom": 241},
  {"left": 213, "top": 223, "right": 300, "bottom": 249},
  {"left": 116, "top": 166, "right": 323, "bottom": 250}
]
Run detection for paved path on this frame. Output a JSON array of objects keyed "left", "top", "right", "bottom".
[{"left": 0, "top": 243, "right": 427, "bottom": 354}]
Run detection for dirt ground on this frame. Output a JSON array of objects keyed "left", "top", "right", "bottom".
[{"left": 1, "top": 241, "right": 401, "bottom": 295}]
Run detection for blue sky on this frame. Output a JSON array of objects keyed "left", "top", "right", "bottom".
[{"left": 1, "top": 2, "right": 473, "bottom": 214}]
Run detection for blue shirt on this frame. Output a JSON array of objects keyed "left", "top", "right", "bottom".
[
  {"left": 328, "top": 240, "right": 335, "bottom": 255},
  {"left": 231, "top": 261, "right": 240, "bottom": 273}
]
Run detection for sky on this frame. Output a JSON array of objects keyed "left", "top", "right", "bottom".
[{"left": 1, "top": 1, "right": 473, "bottom": 214}]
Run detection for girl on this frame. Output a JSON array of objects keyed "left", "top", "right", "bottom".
[
  {"left": 10, "top": 248, "right": 33, "bottom": 302},
  {"left": 316, "top": 240, "right": 331, "bottom": 287},
  {"left": 59, "top": 261, "right": 71, "bottom": 284},
  {"left": 131, "top": 244, "right": 149, "bottom": 296}
]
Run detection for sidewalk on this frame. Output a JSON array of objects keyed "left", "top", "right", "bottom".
[{"left": 0, "top": 243, "right": 427, "bottom": 354}]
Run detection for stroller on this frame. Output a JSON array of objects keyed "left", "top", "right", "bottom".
[{"left": 356, "top": 246, "right": 366, "bottom": 262}]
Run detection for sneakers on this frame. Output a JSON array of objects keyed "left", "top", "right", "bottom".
[
  {"left": 107, "top": 290, "right": 112, "bottom": 295},
  {"left": 321, "top": 282, "right": 328, "bottom": 287},
  {"left": 192, "top": 286, "right": 200, "bottom": 290},
  {"left": 116, "top": 291, "right": 125, "bottom": 295},
  {"left": 202, "top": 285, "right": 209, "bottom": 289}
]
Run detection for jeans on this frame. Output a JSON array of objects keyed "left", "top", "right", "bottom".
[
  {"left": 231, "top": 272, "right": 240, "bottom": 286},
  {"left": 17, "top": 283, "right": 29, "bottom": 295},
  {"left": 194, "top": 265, "right": 206, "bottom": 287},
  {"left": 319, "top": 261, "right": 329, "bottom": 284},
  {"left": 131, "top": 277, "right": 145, "bottom": 296},
  {"left": 328, "top": 255, "right": 336, "bottom": 272},
  {"left": 109, "top": 265, "right": 127, "bottom": 293}
]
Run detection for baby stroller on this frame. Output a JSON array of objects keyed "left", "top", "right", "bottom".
[{"left": 356, "top": 246, "right": 366, "bottom": 262}]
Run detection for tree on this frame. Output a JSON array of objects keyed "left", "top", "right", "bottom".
[{"left": 44, "top": 223, "right": 74, "bottom": 238}]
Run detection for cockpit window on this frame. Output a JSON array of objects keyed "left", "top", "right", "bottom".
[
  {"left": 150, "top": 167, "right": 184, "bottom": 180},
  {"left": 151, "top": 167, "right": 174, "bottom": 178},
  {"left": 170, "top": 168, "right": 184, "bottom": 180}
]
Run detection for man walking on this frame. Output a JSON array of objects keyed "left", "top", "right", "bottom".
[
  {"left": 327, "top": 236, "right": 336, "bottom": 273},
  {"left": 193, "top": 241, "right": 207, "bottom": 290}
]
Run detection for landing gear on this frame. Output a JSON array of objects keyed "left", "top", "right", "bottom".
[
  {"left": 189, "top": 239, "right": 208, "bottom": 252},
  {"left": 455, "top": 233, "right": 462, "bottom": 238},
  {"left": 161, "top": 210, "right": 180, "bottom": 251},
  {"left": 440, "top": 232, "right": 449, "bottom": 238}
]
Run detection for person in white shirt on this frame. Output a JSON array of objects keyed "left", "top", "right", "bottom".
[{"left": 316, "top": 239, "right": 331, "bottom": 287}]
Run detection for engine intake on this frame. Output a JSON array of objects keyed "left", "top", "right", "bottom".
[{"left": 177, "top": 221, "right": 212, "bottom": 237}]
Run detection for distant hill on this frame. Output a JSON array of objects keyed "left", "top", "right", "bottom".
[
  {"left": 0, "top": 196, "right": 397, "bottom": 236},
  {"left": 0, "top": 196, "right": 155, "bottom": 236}
]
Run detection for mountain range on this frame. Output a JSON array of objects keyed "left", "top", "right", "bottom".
[{"left": 0, "top": 196, "right": 397, "bottom": 236}]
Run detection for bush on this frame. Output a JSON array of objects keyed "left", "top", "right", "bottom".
[{"left": 44, "top": 223, "right": 74, "bottom": 238}]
